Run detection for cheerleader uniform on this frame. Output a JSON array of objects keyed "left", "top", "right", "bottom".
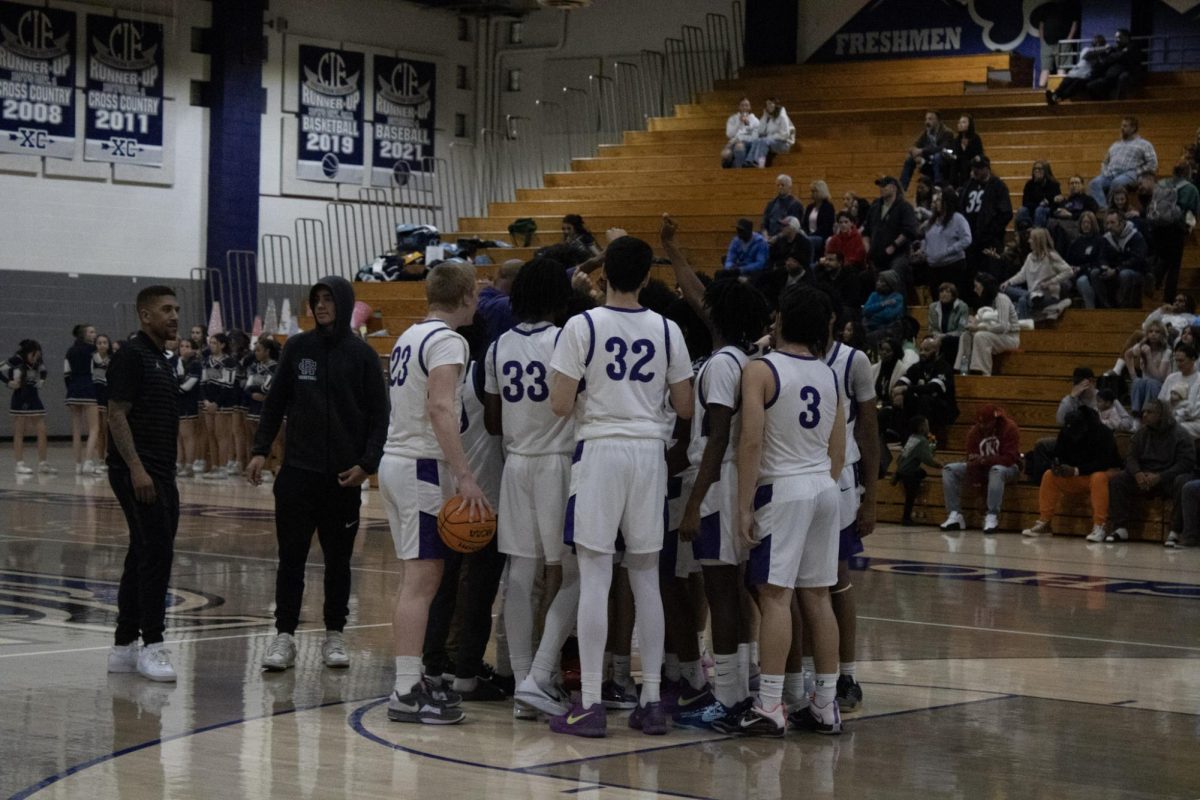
[
  {"left": 92, "top": 352, "right": 110, "bottom": 409},
  {"left": 234, "top": 353, "right": 251, "bottom": 412},
  {"left": 2, "top": 355, "right": 47, "bottom": 417},
  {"left": 201, "top": 353, "right": 237, "bottom": 412},
  {"left": 178, "top": 355, "right": 202, "bottom": 421},
  {"left": 244, "top": 358, "right": 277, "bottom": 422},
  {"left": 63, "top": 339, "right": 96, "bottom": 406}
]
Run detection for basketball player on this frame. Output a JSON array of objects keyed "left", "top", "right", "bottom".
[
  {"left": 548, "top": 236, "right": 694, "bottom": 738},
  {"left": 661, "top": 216, "right": 773, "bottom": 727},
  {"left": 718, "top": 285, "right": 846, "bottom": 737},
  {"left": 483, "top": 258, "right": 579, "bottom": 719},
  {"left": 378, "top": 262, "right": 488, "bottom": 725}
]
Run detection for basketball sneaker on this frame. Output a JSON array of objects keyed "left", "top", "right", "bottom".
[
  {"left": 721, "top": 702, "right": 786, "bottom": 738},
  {"left": 670, "top": 683, "right": 716, "bottom": 717},
  {"left": 836, "top": 675, "right": 863, "bottom": 713},
  {"left": 939, "top": 511, "right": 966, "bottom": 532},
  {"left": 108, "top": 642, "right": 139, "bottom": 673},
  {"left": 262, "top": 633, "right": 297, "bottom": 671},
  {"left": 673, "top": 697, "right": 728, "bottom": 729},
  {"left": 38, "top": 461, "right": 57, "bottom": 474},
  {"left": 628, "top": 701, "right": 669, "bottom": 735},
  {"left": 514, "top": 675, "right": 570, "bottom": 716},
  {"left": 387, "top": 684, "right": 465, "bottom": 725},
  {"left": 322, "top": 631, "right": 349, "bottom": 668},
  {"left": 549, "top": 701, "right": 607, "bottom": 738},
  {"left": 513, "top": 700, "right": 540, "bottom": 720},
  {"left": 423, "top": 677, "right": 462, "bottom": 707},
  {"left": 601, "top": 679, "right": 638, "bottom": 710},
  {"left": 479, "top": 662, "right": 515, "bottom": 696},
  {"left": 455, "top": 675, "right": 508, "bottom": 702},
  {"left": 709, "top": 698, "right": 754, "bottom": 733},
  {"left": 137, "top": 643, "right": 177, "bottom": 682},
  {"left": 805, "top": 698, "right": 843, "bottom": 735},
  {"left": 14, "top": 461, "right": 33, "bottom": 475}
]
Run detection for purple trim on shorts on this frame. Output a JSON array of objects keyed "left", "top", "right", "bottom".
[
  {"left": 692, "top": 511, "right": 722, "bottom": 561},
  {"left": 563, "top": 494, "right": 577, "bottom": 546},
  {"left": 747, "top": 534, "right": 772, "bottom": 586},
  {"left": 667, "top": 476, "right": 683, "bottom": 501},
  {"left": 659, "top": 529, "right": 677, "bottom": 577},
  {"left": 419, "top": 511, "right": 448, "bottom": 559},
  {"left": 571, "top": 441, "right": 584, "bottom": 464},
  {"left": 838, "top": 522, "right": 864, "bottom": 562},
  {"left": 416, "top": 458, "right": 440, "bottom": 486},
  {"left": 753, "top": 483, "right": 773, "bottom": 511}
]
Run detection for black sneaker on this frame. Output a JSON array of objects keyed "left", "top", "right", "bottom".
[
  {"left": 457, "top": 674, "right": 509, "bottom": 702},
  {"left": 714, "top": 702, "right": 785, "bottom": 738},
  {"left": 422, "top": 677, "right": 462, "bottom": 707},
  {"left": 709, "top": 698, "right": 754, "bottom": 734},
  {"left": 387, "top": 686, "right": 466, "bottom": 725},
  {"left": 836, "top": 675, "right": 863, "bottom": 713},
  {"left": 478, "top": 662, "right": 515, "bottom": 696}
]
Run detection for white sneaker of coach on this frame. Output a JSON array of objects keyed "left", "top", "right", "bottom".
[{"left": 137, "top": 643, "right": 177, "bottom": 682}]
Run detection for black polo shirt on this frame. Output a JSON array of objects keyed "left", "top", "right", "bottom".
[{"left": 105, "top": 331, "right": 179, "bottom": 479}]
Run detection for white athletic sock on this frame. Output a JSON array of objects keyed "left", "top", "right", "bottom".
[
  {"left": 750, "top": 641, "right": 760, "bottom": 666},
  {"left": 801, "top": 655, "right": 815, "bottom": 674},
  {"left": 680, "top": 659, "right": 705, "bottom": 691},
  {"left": 814, "top": 672, "right": 838, "bottom": 706},
  {"left": 504, "top": 556, "right": 539, "bottom": 685},
  {"left": 394, "top": 655, "right": 423, "bottom": 695},
  {"left": 783, "top": 672, "right": 807, "bottom": 708},
  {"left": 664, "top": 653, "right": 681, "bottom": 683},
  {"left": 841, "top": 661, "right": 857, "bottom": 679},
  {"left": 577, "top": 547, "right": 614, "bottom": 708},
  {"left": 736, "top": 643, "right": 751, "bottom": 699},
  {"left": 624, "top": 552, "right": 665, "bottom": 706},
  {"left": 611, "top": 654, "right": 632, "bottom": 688},
  {"left": 530, "top": 554, "right": 580, "bottom": 689},
  {"left": 713, "top": 653, "right": 739, "bottom": 708},
  {"left": 758, "top": 673, "right": 784, "bottom": 710}
]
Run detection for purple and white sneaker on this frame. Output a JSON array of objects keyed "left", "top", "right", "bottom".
[{"left": 628, "top": 701, "right": 669, "bottom": 735}]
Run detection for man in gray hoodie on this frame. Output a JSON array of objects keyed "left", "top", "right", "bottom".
[
  {"left": 1105, "top": 398, "right": 1196, "bottom": 542},
  {"left": 1077, "top": 210, "right": 1149, "bottom": 308}
]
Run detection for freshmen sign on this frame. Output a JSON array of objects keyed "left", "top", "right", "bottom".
[
  {"left": 371, "top": 55, "right": 435, "bottom": 187},
  {"left": 0, "top": 2, "right": 76, "bottom": 159},
  {"left": 297, "top": 44, "right": 364, "bottom": 184},
  {"left": 84, "top": 14, "right": 165, "bottom": 166}
]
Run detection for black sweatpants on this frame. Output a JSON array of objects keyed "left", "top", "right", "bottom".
[
  {"left": 272, "top": 465, "right": 363, "bottom": 634},
  {"left": 110, "top": 469, "right": 180, "bottom": 646},
  {"left": 423, "top": 536, "right": 506, "bottom": 679}
]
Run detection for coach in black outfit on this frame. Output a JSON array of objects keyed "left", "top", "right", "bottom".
[
  {"left": 105, "top": 285, "right": 182, "bottom": 682},
  {"left": 248, "top": 276, "right": 389, "bottom": 671}
]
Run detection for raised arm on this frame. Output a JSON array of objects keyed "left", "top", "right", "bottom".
[{"left": 660, "top": 213, "right": 708, "bottom": 319}]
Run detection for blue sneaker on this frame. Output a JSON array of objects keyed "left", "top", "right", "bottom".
[
  {"left": 673, "top": 697, "right": 729, "bottom": 729},
  {"left": 669, "top": 683, "right": 715, "bottom": 717},
  {"left": 549, "top": 701, "right": 607, "bottom": 738},
  {"left": 628, "top": 701, "right": 669, "bottom": 735}
]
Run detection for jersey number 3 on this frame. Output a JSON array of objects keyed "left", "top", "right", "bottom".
[
  {"left": 798, "top": 385, "right": 821, "bottom": 429},
  {"left": 605, "top": 337, "right": 656, "bottom": 382}
]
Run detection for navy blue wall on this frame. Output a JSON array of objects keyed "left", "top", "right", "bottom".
[{"left": 204, "top": 0, "right": 264, "bottom": 332}]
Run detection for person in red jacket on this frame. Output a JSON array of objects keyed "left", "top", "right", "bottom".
[
  {"left": 820, "top": 212, "right": 871, "bottom": 304},
  {"left": 938, "top": 403, "right": 1021, "bottom": 533}
]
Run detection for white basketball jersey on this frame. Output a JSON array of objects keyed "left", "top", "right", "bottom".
[
  {"left": 460, "top": 362, "right": 504, "bottom": 507},
  {"left": 823, "top": 342, "right": 876, "bottom": 466},
  {"left": 688, "top": 346, "right": 750, "bottom": 467},
  {"left": 384, "top": 320, "right": 468, "bottom": 459},
  {"left": 757, "top": 351, "right": 840, "bottom": 480},
  {"left": 550, "top": 306, "right": 692, "bottom": 441},
  {"left": 485, "top": 323, "right": 575, "bottom": 456}
]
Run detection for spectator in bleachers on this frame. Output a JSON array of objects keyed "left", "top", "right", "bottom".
[
  {"left": 863, "top": 176, "right": 919, "bottom": 289},
  {"left": 1056, "top": 366, "right": 1098, "bottom": 425},
  {"left": 872, "top": 336, "right": 917, "bottom": 403},
  {"left": 1076, "top": 210, "right": 1150, "bottom": 308},
  {"left": 961, "top": 156, "right": 1014, "bottom": 278},
  {"left": 1016, "top": 161, "right": 1061, "bottom": 230},
  {"left": 915, "top": 186, "right": 972, "bottom": 300},
  {"left": 1142, "top": 167, "right": 1199, "bottom": 302},
  {"left": 1023, "top": 405, "right": 1120, "bottom": 541},
  {"left": 862, "top": 271, "right": 905, "bottom": 350},
  {"left": 1088, "top": 117, "right": 1157, "bottom": 208},
  {"left": 891, "top": 334, "right": 959, "bottom": 441},
  {"left": 899, "top": 111, "right": 954, "bottom": 192},
  {"left": 927, "top": 282, "right": 969, "bottom": 365},
  {"left": 1049, "top": 175, "right": 1100, "bottom": 254},
  {"left": 720, "top": 97, "right": 758, "bottom": 168},
  {"left": 820, "top": 211, "right": 870, "bottom": 304},
  {"left": 1168, "top": 478, "right": 1200, "bottom": 548},
  {"left": 761, "top": 174, "right": 804, "bottom": 238},
  {"left": 723, "top": 218, "right": 769, "bottom": 274},
  {"left": 561, "top": 214, "right": 601, "bottom": 258},
  {"left": 893, "top": 415, "right": 944, "bottom": 526},
  {"left": 1146, "top": 294, "right": 1197, "bottom": 343},
  {"left": 766, "top": 216, "right": 813, "bottom": 274},
  {"left": 1159, "top": 342, "right": 1200, "bottom": 438},
  {"left": 956, "top": 272, "right": 1019, "bottom": 376},
  {"left": 939, "top": 403, "right": 1022, "bottom": 533},
  {"left": 1107, "top": 184, "right": 1146, "bottom": 239},
  {"left": 1183, "top": 128, "right": 1200, "bottom": 182},
  {"left": 1000, "top": 228, "right": 1073, "bottom": 321},
  {"left": 913, "top": 178, "right": 935, "bottom": 226},
  {"left": 843, "top": 191, "right": 872, "bottom": 225},
  {"left": 1126, "top": 320, "right": 1173, "bottom": 415},
  {"left": 1104, "top": 397, "right": 1195, "bottom": 543},
  {"left": 1045, "top": 34, "right": 1108, "bottom": 105},
  {"left": 1033, "top": 0, "right": 1081, "bottom": 87},
  {"left": 943, "top": 114, "right": 984, "bottom": 189},
  {"left": 1097, "top": 388, "right": 1137, "bottom": 432},
  {"left": 801, "top": 180, "right": 836, "bottom": 260},
  {"left": 746, "top": 97, "right": 795, "bottom": 169},
  {"left": 840, "top": 317, "right": 866, "bottom": 350},
  {"left": 1064, "top": 209, "right": 1104, "bottom": 277},
  {"left": 1088, "top": 29, "right": 1144, "bottom": 101},
  {"left": 476, "top": 259, "right": 521, "bottom": 342}
]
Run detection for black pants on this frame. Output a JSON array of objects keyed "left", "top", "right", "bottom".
[
  {"left": 110, "top": 469, "right": 180, "bottom": 646},
  {"left": 272, "top": 466, "right": 362, "bottom": 634},
  {"left": 1153, "top": 224, "right": 1187, "bottom": 303},
  {"left": 1108, "top": 470, "right": 1172, "bottom": 530},
  {"left": 423, "top": 536, "right": 506, "bottom": 679},
  {"left": 896, "top": 470, "right": 927, "bottom": 522}
]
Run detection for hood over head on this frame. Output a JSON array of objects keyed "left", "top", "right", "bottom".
[{"left": 309, "top": 275, "right": 356, "bottom": 339}]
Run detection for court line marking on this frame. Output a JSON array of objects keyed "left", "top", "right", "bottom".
[{"left": 858, "top": 615, "right": 1200, "bottom": 653}]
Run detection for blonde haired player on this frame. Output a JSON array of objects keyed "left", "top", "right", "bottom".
[{"left": 379, "top": 262, "right": 490, "bottom": 725}]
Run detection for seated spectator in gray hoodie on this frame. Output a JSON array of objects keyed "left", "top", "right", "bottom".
[{"left": 1105, "top": 398, "right": 1196, "bottom": 542}]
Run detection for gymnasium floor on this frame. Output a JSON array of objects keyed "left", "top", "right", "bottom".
[{"left": 2, "top": 448, "right": 1198, "bottom": 799}]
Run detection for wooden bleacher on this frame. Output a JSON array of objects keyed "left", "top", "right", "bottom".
[{"left": 296, "top": 53, "right": 1200, "bottom": 540}]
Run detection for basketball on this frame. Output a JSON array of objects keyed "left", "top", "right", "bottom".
[{"left": 437, "top": 496, "right": 497, "bottom": 554}]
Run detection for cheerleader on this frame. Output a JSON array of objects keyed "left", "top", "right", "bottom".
[
  {"left": 245, "top": 336, "right": 280, "bottom": 480},
  {"left": 3, "top": 340, "right": 55, "bottom": 475},
  {"left": 228, "top": 329, "right": 251, "bottom": 475},
  {"left": 189, "top": 324, "right": 208, "bottom": 354},
  {"left": 64, "top": 323, "right": 100, "bottom": 474},
  {"left": 200, "top": 333, "right": 236, "bottom": 479},
  {"left": 176, "top": 338, "right": 203, "bottom": 477},
  {"left": 92, "top": 334, "right": 112, "bottom": 473}
]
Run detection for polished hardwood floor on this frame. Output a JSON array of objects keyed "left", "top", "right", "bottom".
[{"left": 1, "top": 447, "right": 1198, "bottom": 799}]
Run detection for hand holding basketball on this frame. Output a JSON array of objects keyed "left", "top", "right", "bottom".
[{"left": 438, "top": 494, "right": 497, "bottom": 554}]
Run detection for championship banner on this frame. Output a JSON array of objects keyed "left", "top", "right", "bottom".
[
  {"left": 0, "top": 2, "right": 76, "bottom": 159},
  {"left": 297, "top": 44, "right": 364, "bottom": 184},
  {"left": 84, "top": 14, "right": 165, "bottom": 166},
  {"left": 371, "top": 54, "right": 435, "bottom": 188}
]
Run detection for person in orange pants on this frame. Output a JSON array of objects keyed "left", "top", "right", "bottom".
[{"left": 1022, "top": 406, "right": 1122, "bottom": 541}]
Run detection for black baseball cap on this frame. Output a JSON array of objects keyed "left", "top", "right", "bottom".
[{"left": 971, "top": 154, "right": 991, "bottom": 168}]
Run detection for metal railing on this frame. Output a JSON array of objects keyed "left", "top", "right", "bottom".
[{"left": 1054, "top": 33, "right": 1200, "bottom": 73}]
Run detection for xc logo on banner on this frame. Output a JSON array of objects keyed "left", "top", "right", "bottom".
[
  {"left": 18, "top": 129, "right": 48, "bottom": 149},
  {"left": 107, "top": 137, "right": 138, "bottom": 157}
]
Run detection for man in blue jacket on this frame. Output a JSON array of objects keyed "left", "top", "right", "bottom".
[
  {"left": 248, "top": 276, "right": 390, "bottom": 671},
  {"left": 724, "top": 218, "right": 769, "bottom": 273}
]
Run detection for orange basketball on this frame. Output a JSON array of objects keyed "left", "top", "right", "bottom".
[{"left": 437, "top": 496, "right": 497, "bottom": 554}]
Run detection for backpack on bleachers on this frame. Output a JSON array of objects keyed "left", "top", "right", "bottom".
[{"left": 1148, "top": 184, "right": 1184, "bottom": 228}]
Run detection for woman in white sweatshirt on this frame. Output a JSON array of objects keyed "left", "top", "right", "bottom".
[
  {"left": 720, "top": 97, "right": 759, "bottom": 168},
  {"left": 747, "top": 97, "right": 796, "bottom": 168},
  {"left": 957, "top": 272, "right": 1020, "bottom": 375},
  {"left": 1000, "top": 227, "right": 1074, "bottom": 319}
]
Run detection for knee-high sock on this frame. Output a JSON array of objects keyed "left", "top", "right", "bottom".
[
  {"left": 575, "top": 547, "right": 613, "bottom": 708},
  {"left": 503, "top": 555, "right": 539, "bottom": 684},
  {"left": 624, "top": 551, "right": 665, "bottom": 705},
  {"left": 530, "top": 553, "right": 581, "bottom": 688}
]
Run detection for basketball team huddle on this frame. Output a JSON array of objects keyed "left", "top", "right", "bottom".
[{"left": 335, "top": 214, "right": 877, "bottom": 739}]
